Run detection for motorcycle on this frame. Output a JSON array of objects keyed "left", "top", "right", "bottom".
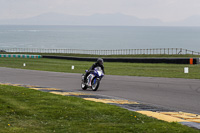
[{"left": 81, "top": 67, "right": 104, "bottom": 91}]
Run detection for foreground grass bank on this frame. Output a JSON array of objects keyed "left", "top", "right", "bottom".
[
  {"left": 0, "top": 58, "right": 200, "bottom": 79},
  {"left": 0, "top": 85, "right": 199, "bottom": 133}
]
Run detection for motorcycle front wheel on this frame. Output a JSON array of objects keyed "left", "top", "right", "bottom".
[{"left": 91, "top": 79, "right": 100, "bottom": 91}]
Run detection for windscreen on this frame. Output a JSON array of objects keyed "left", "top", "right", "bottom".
[{"left": 95, "top": 67, "right": 102, "bottom": 72}]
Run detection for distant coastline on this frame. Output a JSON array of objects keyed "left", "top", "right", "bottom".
[{"left": 1, "top": 13, "right": 200, "bottom": 26}]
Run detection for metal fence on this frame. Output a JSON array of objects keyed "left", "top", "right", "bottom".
[{"left": 1, "top": 48, "right": 200, "bottom": 55}]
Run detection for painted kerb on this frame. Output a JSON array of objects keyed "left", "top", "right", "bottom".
[{"left": 0, "top": 54, "right": 42, "bottom": 58}]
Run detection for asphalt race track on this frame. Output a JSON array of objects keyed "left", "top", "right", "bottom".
[{"left": 0, "top": 67, "right": 200, "bottom": 114}]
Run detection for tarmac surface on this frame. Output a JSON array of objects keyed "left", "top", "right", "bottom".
[{"left": 0, "top": 67, "right": 200, "bottom": 114}]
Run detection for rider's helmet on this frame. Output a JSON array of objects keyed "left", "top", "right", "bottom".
[{"left": 97, "top": 58, "right": 104, "bottom": 65}]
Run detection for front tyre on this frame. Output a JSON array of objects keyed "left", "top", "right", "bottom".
[{"left": 91, "top": 79, "right": 100, "bottom": 91}]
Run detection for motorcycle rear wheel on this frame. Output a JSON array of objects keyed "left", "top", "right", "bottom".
[
  {"left": 81, "top": 82, "right": 87, "bottom": 90},
  {"left": 81, "top": 74, "right": 87, "bottom": 90}
]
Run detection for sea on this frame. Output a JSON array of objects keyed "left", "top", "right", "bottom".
[{"left": 0, "top": 25, "right": 200, "bottom": 52}]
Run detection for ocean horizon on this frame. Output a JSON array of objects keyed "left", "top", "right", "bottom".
[{"left": 0, "top": 25, "right": 200, "bottom": 52}]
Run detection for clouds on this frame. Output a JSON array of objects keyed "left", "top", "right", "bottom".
[{"left": 0, "top": 0, "right": 200, "bottom": 22}]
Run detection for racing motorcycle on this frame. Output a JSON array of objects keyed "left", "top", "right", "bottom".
[{"left": 81, "top": 67, "right": 104, "bottom": 91}]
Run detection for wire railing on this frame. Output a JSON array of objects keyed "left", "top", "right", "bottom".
[{"left": 0, "top": 48, "right": 200, "bottom": 55}]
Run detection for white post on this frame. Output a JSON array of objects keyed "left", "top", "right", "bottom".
[{"left": 184, "top": 67, "right": 189, "bottom": 73}]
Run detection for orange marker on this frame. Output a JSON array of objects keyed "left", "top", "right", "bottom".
[{"left": 190, "top": 58, "right": 193, "bottom": 65}]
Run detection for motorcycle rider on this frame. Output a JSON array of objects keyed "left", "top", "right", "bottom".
[{"left": 84, "top": 58, "right": 105, "bottom": 83}]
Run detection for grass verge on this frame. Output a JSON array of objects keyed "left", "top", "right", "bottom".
[
  {"left": 0, "top": 58, "right": 200, "bottom": 79},
  {"left": 0, "top": 85, "right": 199, "bottom": 133}
]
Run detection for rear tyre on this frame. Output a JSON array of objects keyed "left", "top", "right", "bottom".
[
  {"left": 81, "top": 82, "right": 87, "bottom": 90},
  {"left": 81, "top": 74, "right": 87, "bottom": 90}
]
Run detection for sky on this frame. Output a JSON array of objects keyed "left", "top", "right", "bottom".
[{"left": 1, "top": 0, "right": 200, "bottom": 22}]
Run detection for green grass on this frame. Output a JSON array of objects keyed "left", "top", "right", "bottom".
[
  {"left": 0, "top": 58, "right": 200, "bottom": 79},
  {"left": 0, "top": 85, "right": 199, "bottom": 133}
]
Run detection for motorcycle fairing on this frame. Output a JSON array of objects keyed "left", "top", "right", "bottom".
[{"left": 87, "top": 74, "right": 95, "bottom": 86}]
